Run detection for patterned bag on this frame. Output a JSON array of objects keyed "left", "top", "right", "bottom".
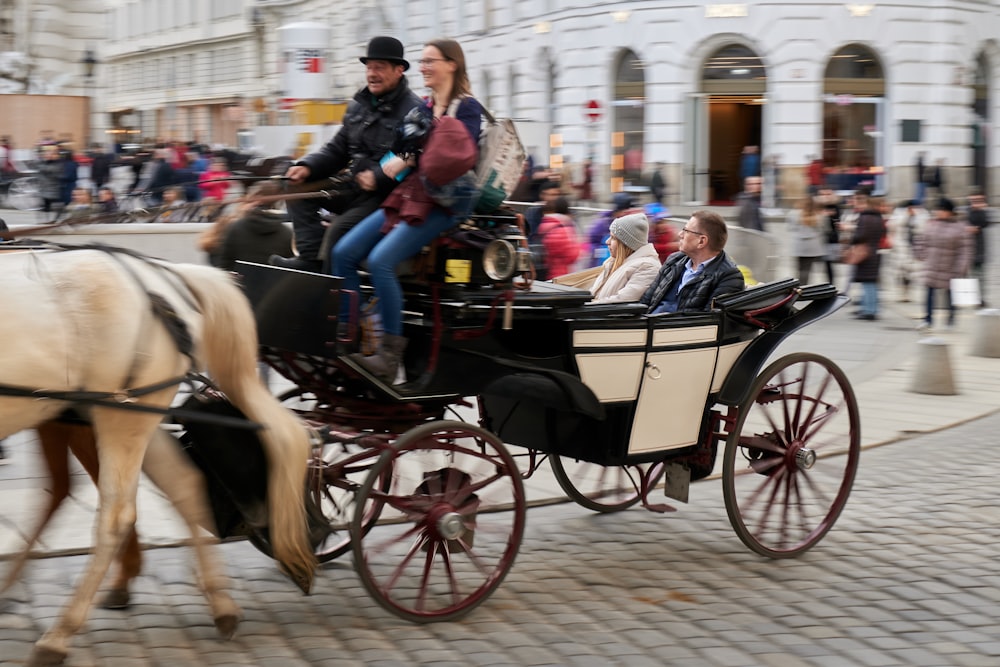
[{"left": 473, "top": 108, "right": 526, "bottom": 213}]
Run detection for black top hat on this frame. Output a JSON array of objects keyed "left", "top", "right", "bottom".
[{"left": 360, "top": 36, "right": 409, "bottom": 71}]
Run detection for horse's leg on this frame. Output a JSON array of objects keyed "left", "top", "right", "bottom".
[
  {"left": 29, "top": 409, "right": 160, "bottom": 667},
  {"left": 0, "top": 423, "right": 73, "bottom": 596},
  {"left": 57, "top": 422, "right": 143, "bottom": 610},
  {"left": 141, "top": 428, "right": 241, "bottom": 638}
]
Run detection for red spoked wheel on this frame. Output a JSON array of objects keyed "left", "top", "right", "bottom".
[
  {"left": 351, "top": 420, "right": 526, "bottom": 622},
  {"left": 550, "top": 457, "right": 664, "bottom": 513},
  {"left": 723, "top": 353, "right": 860, "bottom": 558}
]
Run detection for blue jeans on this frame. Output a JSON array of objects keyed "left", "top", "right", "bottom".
[
  {"left": 859, "top": 281, "right": 879, "bottom": 316},
  {"left": 332, "top": 207, "right": 457, "bottom": 336},
  {"left": 925, "top": 286, "right": 954, "bottom": 326}
]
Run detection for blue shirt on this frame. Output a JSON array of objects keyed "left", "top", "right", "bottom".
[{"left": 650, "top": 253, "right": 721, "bottom": 315}]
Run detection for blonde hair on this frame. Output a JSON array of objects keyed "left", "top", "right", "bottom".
[{"left": 608, "top": 236, "right": 636, "bottom": 275}]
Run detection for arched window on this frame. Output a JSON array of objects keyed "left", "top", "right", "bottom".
[
  {"left": 612, "top": 49, "right": 645, "bottom": 190},
  {"left": 822, "top": 44, "right": 886, "bottom": 193}
]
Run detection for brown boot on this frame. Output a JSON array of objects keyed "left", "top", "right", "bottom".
[{"left": 349, "top": 334, "right": 407, "bottom": 383}]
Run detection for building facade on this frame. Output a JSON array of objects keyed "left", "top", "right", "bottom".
[
  {"left": 0, "top": 0, "right": 106, "bottom": 148},
  {"left": 96, "top": 0, "right": 1000, "bottom": 204}
]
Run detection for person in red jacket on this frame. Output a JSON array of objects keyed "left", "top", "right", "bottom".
[
  {"left": 650, "top": 212, "right": 679, "bottom": 263},
  {"left": 537, "top": 196, "right": 581, "bottom": 279},
  {"left": 198, "top": 157, "right": 231, "bottom": 202}
]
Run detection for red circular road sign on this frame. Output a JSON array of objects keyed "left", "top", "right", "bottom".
[{"left": 585, "top": 99, "right": 603, "bottom": 122}]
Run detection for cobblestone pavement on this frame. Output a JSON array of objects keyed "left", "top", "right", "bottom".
[{"left": 3, "top": 411, "right": 1000, "bottom": 667}]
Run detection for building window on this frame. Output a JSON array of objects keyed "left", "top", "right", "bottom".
[
  {"left": 613, "top": 49, "right": 646, "bottom": 192},
  {"left": 822, "top": 44, "right": 886, "bottom": 194}
]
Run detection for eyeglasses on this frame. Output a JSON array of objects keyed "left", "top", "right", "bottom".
[
  {"left": 418, "top": 57, "right": 449, "bottom": 67},
  {"left": 680, "top": 227, "right": 706, "bottom": 237}
]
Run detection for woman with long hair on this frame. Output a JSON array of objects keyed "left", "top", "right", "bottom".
[
  {"left": 332, "top": 38, "right": 484, "bottom": 383},
  {"left": 590, "top": 212, "right": 661, "bottom": 303}
]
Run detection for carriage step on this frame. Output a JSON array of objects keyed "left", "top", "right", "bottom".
[
  {"left": 340, "top": 355, "right": 461, "bottom": 403},
  {"left": 643, "top": 502, "right": 677, "bottom": 514}
]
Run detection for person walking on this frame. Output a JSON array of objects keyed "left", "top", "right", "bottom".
[
  {"left": 845, "top": 190, "right": 886, "bottom": 321},
  {"left": 736, "top": 176, "right": 764, "bottom": 231},
  {"left": 966, "top": 192, "right": 991, "bottom": 307},
  {"left": 786, "top": 195, "right": 827, "bottom": 285},
  {"left": 914, "top": 198, "right": 972, "bottom": 331},
  {"left": 273, "top": 36, "right": 423, "bottom": 273}
]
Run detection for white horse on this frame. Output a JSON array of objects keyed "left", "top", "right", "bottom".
[{"left": 0, "top": 247, "right": 316, "bottom": 666}]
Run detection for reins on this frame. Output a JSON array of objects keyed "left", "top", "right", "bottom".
[{"left": 1, "top": 174, "right": 355, "bottom": 240}]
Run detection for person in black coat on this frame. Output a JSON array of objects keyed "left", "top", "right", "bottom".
[
  {"left": 216, "top": 181, "right": 293, "bottom": 271},
  {"left": 274, "top": 36, "right": 423, "bottom": 272},
  {"left": 846, "top": 191, "right": 887, "bottom": 320},
  {"left": 640, "top": 210, "right": 745, "bottom": 314},
  {"left": 89, "top": 144, "right": 114, "bottom": 193}
]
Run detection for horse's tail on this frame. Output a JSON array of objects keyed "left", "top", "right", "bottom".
[{"left": 179, "top": 265, "right": 317, "bottom": 592}]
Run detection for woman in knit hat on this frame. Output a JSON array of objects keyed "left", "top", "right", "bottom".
[{"left": 590, "top": 212, "right": 662, "bottom": 303}]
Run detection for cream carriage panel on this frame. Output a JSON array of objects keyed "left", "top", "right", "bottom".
[
  {"left": 627, "top": 347, "right": 717, "bottom": 454},
  {"left": 572, "top": 327, "right": 647, "bottom": 403},
  {"left": 710, "top": 339, "right": 754, "bottom": 394}
]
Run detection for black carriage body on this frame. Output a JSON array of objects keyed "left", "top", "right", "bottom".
[{"left": 236, "top": 261, "right": 843, "bottom": 467}]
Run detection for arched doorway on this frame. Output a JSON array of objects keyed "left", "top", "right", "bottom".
[
  {"left": 822, "top": 44, "right": 886, "bottom": 195},
  {"left": 611, "top": 49, "right": 645, "bottom": 195},
  {"left": 972, "top": 51, "right": 990, "bottom": 195},
  {"left": 697, "top": 44, "right": 766, "bottom": 205}
]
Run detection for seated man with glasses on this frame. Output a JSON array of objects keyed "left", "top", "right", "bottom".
[{"left": 640, "top": 210, "right": 745, "bottom": 314}]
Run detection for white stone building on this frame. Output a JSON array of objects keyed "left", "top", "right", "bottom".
[{"left": 95, "top": 0, "right": 1000, "bottom": 204}]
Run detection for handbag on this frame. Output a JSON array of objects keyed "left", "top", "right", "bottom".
[
  {"left": 841, "top": 244, "right": 869, "bottom": 265},
  {"left": 418, "top": 114, "right": 477, "bottom": 187},
  {"left": 950, "top": 277, "right": 981, "bottom": 307}
]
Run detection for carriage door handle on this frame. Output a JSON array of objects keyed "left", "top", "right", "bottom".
[{"left": 645, "top": 361, "right": 662, "bottom": 380}]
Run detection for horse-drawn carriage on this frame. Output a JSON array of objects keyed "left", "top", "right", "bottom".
[
  {"left": 0, "top": 203, "right": 861, "bottom": 664},
  {"left": 203, "top": 207, "right": 862, "bottom": 623}
]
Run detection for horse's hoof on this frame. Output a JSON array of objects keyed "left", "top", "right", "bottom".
[
  {"left": 100, "top": 588, "right": 131, "bottom": 610},
  {"left": 27, "top": 645, "right": 67, "bottom": 667},
  {"left": 214, "top": 612, "right": 242, "bottom": 640}
]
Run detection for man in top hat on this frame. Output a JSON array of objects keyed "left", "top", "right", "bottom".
[{"left": 273, "top": 36, "right": 423, "bottom": 272}]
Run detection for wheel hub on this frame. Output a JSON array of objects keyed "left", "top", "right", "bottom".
[
  {"left": 793, "top": 444, "right": 817, "bottom": 470},
  {"left": 436, "top": 511, "right": 466, "bottom": 541}
]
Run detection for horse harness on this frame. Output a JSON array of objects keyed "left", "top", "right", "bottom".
[{"left": 0, "top": 245, "right": 261, "bottom": 430}]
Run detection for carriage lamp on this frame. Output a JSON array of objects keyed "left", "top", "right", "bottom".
[{"left": 483, "top": 239, "right": 518, "bottom": 282}]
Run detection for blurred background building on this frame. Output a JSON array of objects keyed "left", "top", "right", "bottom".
[{"left": 3, "top": 0, "right": 1000, "bottom": 205}]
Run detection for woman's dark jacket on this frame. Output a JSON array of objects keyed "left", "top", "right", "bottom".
[
  {"left": 850, "top": 208, "right": 886, "bottom": 283},
  {"left": 640, "top": 250, "right": 745, "bottom": 313}
]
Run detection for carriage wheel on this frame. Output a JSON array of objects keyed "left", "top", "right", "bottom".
[
  {"left": 550, "top": 457, "right": 664, "bottom": 513},
  {"left": 7, "top": 176, "right": 41, "bottom": 210},
  {"left": 249, "top": 388, "right": 389, "bottom": 563},
  {"left": 351, "top": 420, "right": 526, "bottom": 622},
  {"left": 723, "top": 353, "right": 860, "bottom": 558}
]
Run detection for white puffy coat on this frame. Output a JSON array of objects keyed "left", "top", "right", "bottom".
[{"left": 589, "top": 243, "right": 662, "bottom": 303}]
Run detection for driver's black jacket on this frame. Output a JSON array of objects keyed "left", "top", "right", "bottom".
[{"left": 296, "top": 75, "right": 422, "bottom": 197}]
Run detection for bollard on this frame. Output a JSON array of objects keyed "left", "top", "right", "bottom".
[
  {"left": 970, "top": 308, "right": 1000, "bottom": 358},
  {"left": 909, "top": 337, "right": 957, "bottom": 395}
]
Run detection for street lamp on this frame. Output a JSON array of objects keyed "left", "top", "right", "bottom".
[
  {"left": 81, "top": 48, "right": 98, "bottom": 80},
  {"left": 80, "top": 48, "right": 98, "bottom": 145}
]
